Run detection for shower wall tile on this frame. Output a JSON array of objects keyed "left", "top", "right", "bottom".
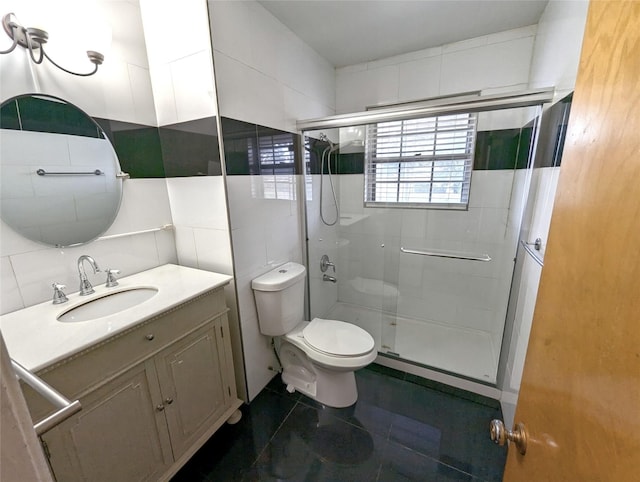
[
  {"left": 335, "top": 25, "right": 536, "bottom": 113},
  {"left": 331, "top": 170, "right": 519, "bottom": 360},
  {"left": 397, "top": 56, "right": 442, "bottom": 103},
  {"left": 468, "top": 170, "right": 516, "bottom": 209},
  {"left": 308, "top": 275, "right": 338, "bottom": 321},
  {"left": 339, "top": 175, "right": 365, "bottom": 215},
  {"left": 440, "top": 37, "right": 534, "bottom": 96},
  {"left": 336, "top": 65, "right": 400, "bottom": 115}
]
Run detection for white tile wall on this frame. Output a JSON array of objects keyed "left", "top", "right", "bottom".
[
  {"left": 335, "top": 25, "right": 537, "bottom": 114},
  {"left": 225, "top": 175, "right": 305, "bottom": 400},
  {"left": 165, "top": 177, "right": 233, "bottom": 274},
  {"left": 528, "top": 0, "right": 589, "bottom": 97},
  {"left": 141, "top": 0, "right": 217, "bottom": 126},
  {"left": 1, "top": 0, "right": 157, "bottom": 126},
  {"left": 209, "top": 0, "right": 335, "bottom": 133}
]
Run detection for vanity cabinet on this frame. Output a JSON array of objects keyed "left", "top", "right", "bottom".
[{"left": 20, "top": 287, "right": 242, "bottom": 482}]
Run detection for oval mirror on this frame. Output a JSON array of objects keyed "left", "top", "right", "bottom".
[{"left": 0, "top": 94, "right": 124, "bottom": 247}]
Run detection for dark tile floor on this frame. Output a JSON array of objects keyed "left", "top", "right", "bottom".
[{"left": 171, "top": 364, "right": 507, "bottom": 481}]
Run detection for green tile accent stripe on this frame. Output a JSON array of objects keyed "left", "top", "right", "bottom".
[
  {"left": 95, "top": 118, "right": 165, "bottom": 179},
  {"left": 95, "top": 116, "right": 222, "bottom": 179},
  {"left": 221, "top": 117, "right": 302, "bottom": 176},
  {"left": 2, "top": 95, "right": 102, "bottom": 138},
  {"left": 473, "top": 129, "right": 523, "bottom": 170}
]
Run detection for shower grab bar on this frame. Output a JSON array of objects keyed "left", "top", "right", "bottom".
[
  {"left": 400, "top": 247, "right": 491, "bottom": 262},
  {"left": 520, "top": 240, "right": 544, "bottom": 267},
  {"left": 11, "top": 359, "right": 82, "bottom": 435},
  {"left": 37, "top": 169, "right": 103, "bottom": 176}
]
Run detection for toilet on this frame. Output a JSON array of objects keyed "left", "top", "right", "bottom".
[{"left": 252, "top": 262, "right": 376, "bottom": 408}]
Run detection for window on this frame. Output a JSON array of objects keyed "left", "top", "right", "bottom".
[{"left": 365, "top": 113, "right": 477, "bottom": 209}]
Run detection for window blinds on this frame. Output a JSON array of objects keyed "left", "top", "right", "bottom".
[{"left": 365, "top": 113, "right": 477, "bottom": 209}]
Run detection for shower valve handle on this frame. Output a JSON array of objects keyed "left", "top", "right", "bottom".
[{"left": 320, "top": 255, "right": 335, "bottom": 272}]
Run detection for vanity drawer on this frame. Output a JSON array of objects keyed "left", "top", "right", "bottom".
[{"left": 23, "top": 288, "right": 228, "bottom": 420}]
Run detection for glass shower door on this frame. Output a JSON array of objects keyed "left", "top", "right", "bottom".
[{"left": 304, "top": 103, "right": 542, "bottom": 384}]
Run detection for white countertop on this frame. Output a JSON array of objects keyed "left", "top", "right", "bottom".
[{"left": 0, "top": 264, "right": 232, "bottom": 372}]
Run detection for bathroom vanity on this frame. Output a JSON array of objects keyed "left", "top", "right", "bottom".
[{"left": 0, "top": 264, "right": 242, "bottom": 482}]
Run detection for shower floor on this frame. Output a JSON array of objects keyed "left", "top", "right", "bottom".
[{"left": 326, "top": 302, "right": 498, "bottom": 384}]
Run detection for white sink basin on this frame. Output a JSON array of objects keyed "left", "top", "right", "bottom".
[{"left": 57, "top": 287, "right": 159, "bottom": 323}]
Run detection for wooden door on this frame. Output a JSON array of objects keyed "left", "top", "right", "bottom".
[{"left": 503, "top": 1, "right": 640, "bottom": 480}]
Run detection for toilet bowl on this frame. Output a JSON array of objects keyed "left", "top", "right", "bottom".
[{"left": 252, "top": 262, "right": 376, "bottom": 407}]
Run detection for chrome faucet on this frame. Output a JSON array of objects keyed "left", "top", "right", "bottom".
[
  {"left": 77, "top": 255, "right": 101, "bottom": 296},
  {"left": 323, "top": 274, "right": 337, "bottom": 283}
]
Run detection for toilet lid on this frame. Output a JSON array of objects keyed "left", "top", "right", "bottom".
[{"left": 303, "top": 318, "right": 374, "bottom": 357}]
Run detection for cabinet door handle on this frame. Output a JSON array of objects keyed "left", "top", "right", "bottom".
[
  {"left": 165, "top": 398, "right": 174, "bottom": 405},
  {"left": 145, "top": 334, "right": 155, "bottom": 341},
  {"left": 156, "top": 404, "right": 165, "bottom": 412}
]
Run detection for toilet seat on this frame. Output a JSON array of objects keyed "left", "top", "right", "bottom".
[
  {"left": 283, "top": 320, "right": 377, "bottom": 371},
  {"left": 303, "top": 318, "right": 374, "bottom": 357}
]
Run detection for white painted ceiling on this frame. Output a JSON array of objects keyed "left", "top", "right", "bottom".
[{"left": 258, "top": 0, "right": 549, "bottom": 67}]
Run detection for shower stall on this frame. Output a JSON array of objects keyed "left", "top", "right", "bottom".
[{"left": 299, "top": 90, "right": 550, "bottom": 385}]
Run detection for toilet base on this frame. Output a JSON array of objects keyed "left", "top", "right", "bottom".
[{"left": 279, "top": 343, "right": 358, "bottom": 408}]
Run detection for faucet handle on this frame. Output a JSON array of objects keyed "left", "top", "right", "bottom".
[
  {"left": 52, "top": 282, "right": 68, "bottom": 304},
  {"left": 320, "top": 254, "right": 336, "bottom": 273},
  {"left": 105, "top": 268, "right": 120, "bottom": 287}
]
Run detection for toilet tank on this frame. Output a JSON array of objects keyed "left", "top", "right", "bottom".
[{"left": 251, "top": 262, "right": 306, "bottom": 336}]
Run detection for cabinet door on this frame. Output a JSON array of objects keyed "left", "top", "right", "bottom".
[
  {"left": 155, "top": 320, "right": 229, "bottom": 458},
  {"left": 42, "top": 361, "right": 172, "bottom": 482}
]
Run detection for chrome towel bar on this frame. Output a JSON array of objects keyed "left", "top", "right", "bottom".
[
  {"left": 400, "top": 247, "right": 491, "bottom": 262},
  {"left": 37, "top": 168, "right": 103, "bottom": 176},
  {"left": 520, "top": 240, "right": 544, "bottom": 267},
  {"left": 11, "top": 359, "right": 82, "bottom": 435}
]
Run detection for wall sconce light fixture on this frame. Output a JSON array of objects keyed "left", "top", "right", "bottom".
[{"left": 0, "top": 12, "right": 104, "bottom": 76}]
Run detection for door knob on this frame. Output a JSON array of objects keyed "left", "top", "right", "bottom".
[
  {"left": 156, "top": 404, "right": 165, "bottom": 412},
  {"left": 490, "top": 419, "right": 528, "bottom": 455}
]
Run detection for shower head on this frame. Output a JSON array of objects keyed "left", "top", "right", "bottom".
[{"left": 318, "top": 132, "right": 337, "bottom": 148}]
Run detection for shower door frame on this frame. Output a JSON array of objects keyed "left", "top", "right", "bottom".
[{"left": 297, "top": 89, "right": 553, "bottom": 390}]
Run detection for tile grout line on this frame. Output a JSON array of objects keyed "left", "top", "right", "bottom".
[{"left": 247, "top": 398, "right": 300, "bottom": 471}]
